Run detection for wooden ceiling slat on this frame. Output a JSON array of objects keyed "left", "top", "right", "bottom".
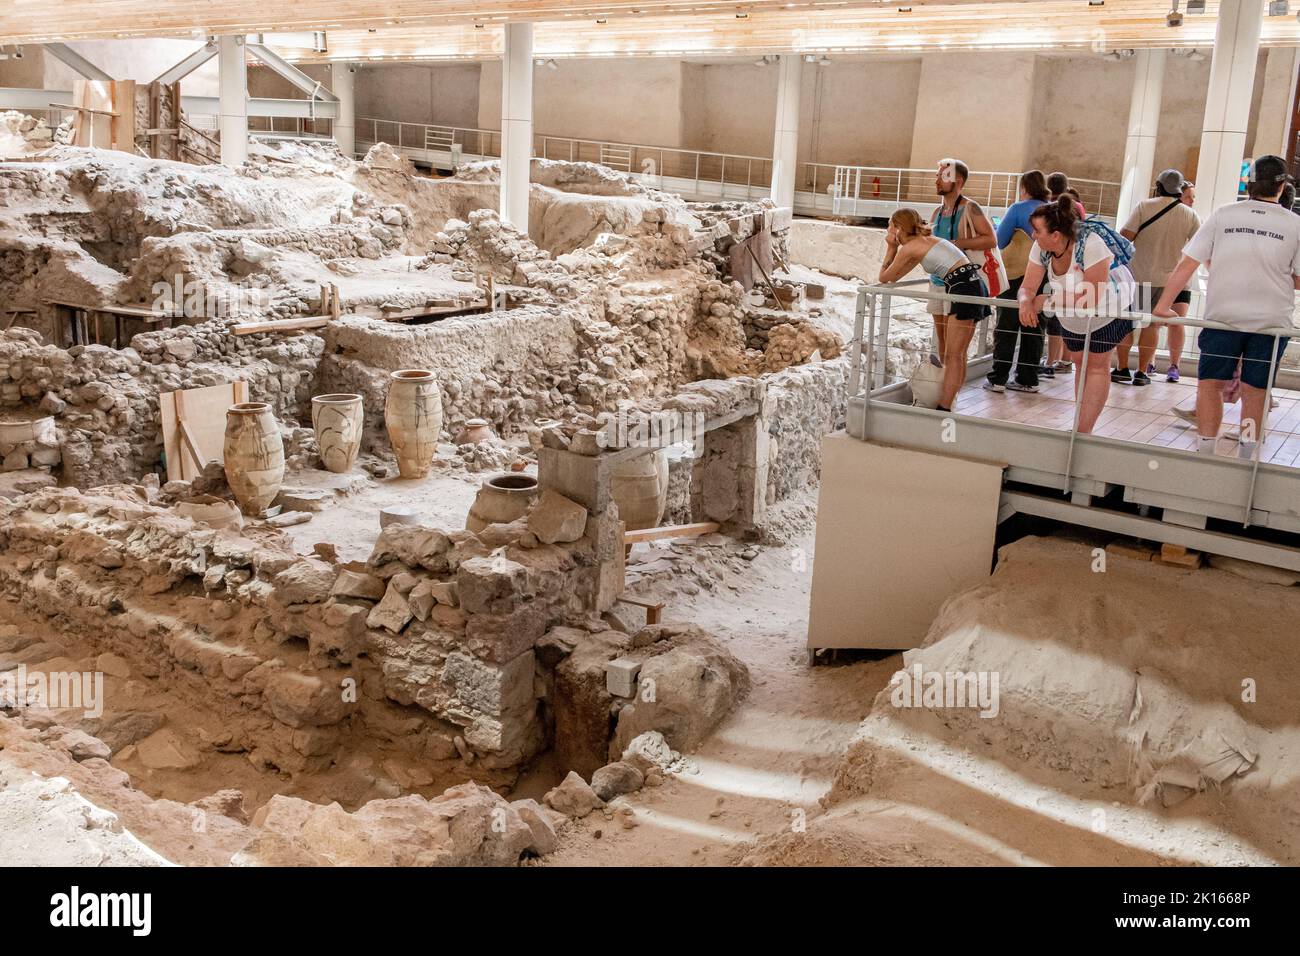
[{"left": 2, "top": 1, "right": 1296, "bottom": 57}]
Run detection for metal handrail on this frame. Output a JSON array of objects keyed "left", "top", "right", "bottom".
[
  {"left": 808, "top": 164, "right": 1120, "bottom": 218},
  {"left": 354, "top": 115, "right": 1121, "bottom": 213},
  {"left": 852, "top": 281, "right": 1297, "bottom": 526}
]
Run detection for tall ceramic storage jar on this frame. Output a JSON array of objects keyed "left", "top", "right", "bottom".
[
  {"left": 384, "top": 369, "right": 442, "bottom": 479},
  {"left": 311, "top": 393, "right": 364, "bottom": 473},
  {"left": 466, "top": 473, "right": 540, "bottom": 532},
  {"left": 224, "top": 402, "right": 285, "bottom": 515},
  {"left": 610, "top": 449, "right": 669, "bottom": 531}
]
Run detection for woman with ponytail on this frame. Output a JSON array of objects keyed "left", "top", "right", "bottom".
[{"left": 880, "top": 207, "right": 992, "bottom": 411}]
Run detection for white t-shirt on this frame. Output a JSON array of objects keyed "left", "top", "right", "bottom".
[
  {"left": 1184, "top": 199, "right": 1300, "bottom": 333},
  {"left": 1028, "top": 233, "right": 1130, "bottom": 333}
]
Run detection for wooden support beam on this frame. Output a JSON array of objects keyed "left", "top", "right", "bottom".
[
  {"left": 231, "top": 314, "right": 330, "bottom": 335},
  {"left": 616, "top": 594, "right": 666, "bottom": 625},
  {"left": 623, "top": 521, "right": 721, "bottom": 545}
]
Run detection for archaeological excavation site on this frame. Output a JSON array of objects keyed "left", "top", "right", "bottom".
[{"left": 1, "top": 2, "right": 1300, "bottom": 906}]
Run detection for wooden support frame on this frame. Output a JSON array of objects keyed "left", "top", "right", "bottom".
[
  {"left": 160, "top": 381, "right": 249, "bottom": 482},
  {"left": 622, "top": 521, "right": 720, "bottom": 545}
]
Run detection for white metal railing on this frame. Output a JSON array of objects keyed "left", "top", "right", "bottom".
[
  {"left": 356, "top": 117, "right": 500, "bottom": 161},
  {"left": 852, "top": 281, "right": 1299, "bottom": 526},
  {"left": 356, "top": 115, "right": 1121, "bottom": 216},
  {"left": 807, "top": 163, "right": 1119, "bottom": 219}
]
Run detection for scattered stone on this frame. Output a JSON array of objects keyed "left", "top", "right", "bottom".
[
  {"left": 267, "top": 510, "right": 313, "bottom": 528},
  {"left": 543, "top": 770, "right": 604, "bottom": 818},
  {"left": 590, "top": 761, "right": 645, "bottom": 801},
  {"left": 511, "top": 798, "right": 560, "bottom": 855},
  {"left": 135, "top": 728, "right": 202, "bottom": 771}
]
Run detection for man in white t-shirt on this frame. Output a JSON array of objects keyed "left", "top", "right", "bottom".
[{"left": 1154, "top": 155, "right": 1300, "bottom": 460}]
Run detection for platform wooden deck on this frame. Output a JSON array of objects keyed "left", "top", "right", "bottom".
[{"left": 952, "top": 370, "right": 1300, "bottom": 466}]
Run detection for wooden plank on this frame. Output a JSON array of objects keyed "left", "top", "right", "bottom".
[
  {"left": 160, "top": 381, "right": 245, "bottom": 481},
  {"left": 231, "top": 315, "right": 329, "bottom": 335},
  {"left": 1159, "top": 543, "right": 1203, "bottom": 569},
  {"left": 623, "top": 521, "right": 721, "bottom": 544},
  {"left": 111, "top": 79, "right": 136, "bottom": 151},
  {"left": 178, "top": 418, "right": 206, "bottom": 473},
  {"left": 44, "top": 299, "right": 176, "bottom": 319}
]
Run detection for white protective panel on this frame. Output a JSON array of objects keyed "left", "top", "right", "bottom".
[{"left": 807, "top": 434, "right": 1005, "bottom": 650}]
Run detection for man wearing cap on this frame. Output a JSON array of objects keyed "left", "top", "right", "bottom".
[
  {"left": 1154, "top": 155, "right": 1300, "bottom": 460},
  {"left": 1117, "top": 169, "right": 1202, "bottom": 385}
]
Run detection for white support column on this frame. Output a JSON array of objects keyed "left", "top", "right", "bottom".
[
  {"left": 1194, "top": 0, "right": 1264, "bottom": 218},
  {"left": 1115, "top": 49, "right": 1166, "bottom": 225},
  {"left": 218, "top": 35, "right": 248, "bottom": 167},
  {"left": 770, "top": 54, "right": 801, "bottom": 211},
  {"left": 333, "top": 63, "right": 356, "bottom": 159},
  {"left": 500, "top": 22, "right": 534, "bottom": 232}
]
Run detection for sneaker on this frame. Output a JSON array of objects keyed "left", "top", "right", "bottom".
[
  {"left": 1053, "top": 360, "right": 1073, "bottom": 373},
  {"left": 1132, "top": 371, "right": 1151, "bottom": 386},
  {"left": 1146, "top": 363, "right": 1157, "bottom": 375},
  {"left": 983, "top": 381, "right": 1005, "bottom": 393},
  {"left": 1166, "top": 365, "right": 1180, "bottom": 383},
  {"left": 1039, "top": 364, "right": 1056, "bottom": 379},
  {"left": 1172, "top": 406, "right": 1196, "bottom": 424},
  {"left": 1007, "top": 382, "right": 1039, "bottom": 393},
  {"left": 1112, "top": 368, "right": 1132, "bottom": 384}
]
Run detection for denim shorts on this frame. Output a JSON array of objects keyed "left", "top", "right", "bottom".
[{"left": 1197, "top": 328, "right": 1290, "bottom": 389}]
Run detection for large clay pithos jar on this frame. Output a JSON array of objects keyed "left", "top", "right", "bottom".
[
  {"left": 384, "top": 369, "right": 442, "bottom": 479},
  {"left": 223, "top": 402, "right": 285, "bottom": 515},
  {"left": 466, "top": 473, "right": 540, "bottom": 532},
  {"left": 311, "top": 393, "right": 364, "bottom": 473},
  {"left": 610, "top": 449, "right": 669, "bottom": 531}
]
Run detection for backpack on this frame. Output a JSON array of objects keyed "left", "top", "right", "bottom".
[
  {"left": 1038, "top": 217, "right": 1137, "bottom": 332},
  {"left": 1038, "top": 216, "right": 1135, "bottom": 271}
]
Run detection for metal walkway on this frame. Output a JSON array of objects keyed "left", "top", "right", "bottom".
[{"left": 848, "top": 282, "right": 1300, "bottom": 572}]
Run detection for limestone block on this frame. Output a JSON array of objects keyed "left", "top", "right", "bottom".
[
  {"left": 272, "top": 559, "right": 335, "bottom": 605},
  {"left": 264, "top": 670, "right": 349, "bottom": 728},
  {"left": 456, "top": 553, "right": 529, "bottom": 616},
  {"left": 604, "top": 657, "right": 641, "bottom": 698},
  {"left": 528, "top": 488, "right": 588, "bottom": 544},
  {"left": 367, "top": 581, "right": 413, "bottom": 634},
  {"left": 330, "top": 569, "right": 386, "bottom": 602},
  {"left": 442, "top": 649, "right": 536, "bottom": 718}
]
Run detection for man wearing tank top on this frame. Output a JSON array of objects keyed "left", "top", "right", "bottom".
[{"left": 927, "top": 159, "right": 997, "bottom": 359}]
